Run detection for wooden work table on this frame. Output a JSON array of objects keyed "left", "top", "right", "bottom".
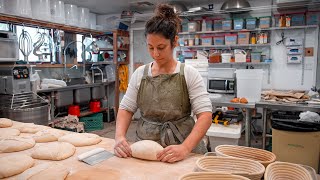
[{"left": 0, "top": 136, "right": 201, "bottom": 180}]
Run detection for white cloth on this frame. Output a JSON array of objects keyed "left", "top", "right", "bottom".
[{"left": 120, "top": 61, "right": 212, "bottom": 115}]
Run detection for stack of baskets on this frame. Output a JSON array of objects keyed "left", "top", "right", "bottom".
[
  {"left": 195, "top": 156, "right": 265, "bottom": 180},
  {"left": 179, "top": 172, "right": 250, "bottom": 180},
  {"left": 215, "top": 145, "right": 277, "bottom": 167},
  {"left": 264, "top": 162, "right": 313, "bottom": 180}
]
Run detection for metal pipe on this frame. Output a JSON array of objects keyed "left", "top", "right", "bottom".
[{"left": 63, "top": 41, "right": 83, "bottom": 79}]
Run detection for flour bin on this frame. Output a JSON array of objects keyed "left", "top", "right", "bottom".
[{"left": 235, "top": 69, "right": 263, "bottom": 102}]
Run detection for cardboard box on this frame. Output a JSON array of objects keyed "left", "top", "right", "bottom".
[{"left": 272, "top": 129, "right": 320, "bottom": 172}]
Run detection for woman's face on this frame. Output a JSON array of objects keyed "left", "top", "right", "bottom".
[{"left": 146, "top": 33, "right": 177, "bottom": 64}]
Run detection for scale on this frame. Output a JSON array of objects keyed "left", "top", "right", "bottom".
[{"left": 0, "top": 64, "right": 31, "bottom": 94}]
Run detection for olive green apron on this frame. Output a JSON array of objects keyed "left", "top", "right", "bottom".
[{"left": 136, "top": 63, "right": 207, "bottom": 154}]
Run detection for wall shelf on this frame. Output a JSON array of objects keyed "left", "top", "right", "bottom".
[
  {"left": 209, "top": 62, "right": 271, "bottom": 65},
  {"left": 181, "top": 44, "right": 271, "bottom": 49},
  {"left": 0, "top": 13, "right": 104, "bottom": 36},
  {"left": 99, "top": 47, "right": 129, "bottom": 51}
]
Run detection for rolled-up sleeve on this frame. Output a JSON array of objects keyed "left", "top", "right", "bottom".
[{"left": 184, "top": 65, "right": 212, "bottom": 115}]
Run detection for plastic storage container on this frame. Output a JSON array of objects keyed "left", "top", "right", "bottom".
[
  {"left": 246, "top": 18, "right": 257, "bottom": 29},
  {"left": 225, "top": 34, "right": 237, "bottom": 45},
  {"left": 235, "top": 69, "right": 264, "bottom": 102},
  {"left": 50, "top": 0, "right": 65, "bottom": 24},
  {"left": 251, "top": 52, "right": 262, "bottom": 63},
  {"left": 205, "top": 19, "right": 213, "bottom": 31},
  {"left": 206, "top": 123, "right": 242, "bottom": 152},
  {"left": 233, "top": 18, "right": 244, "bottom": 30},
  {"left": 78, "top": 7, "right": 90, "bottom": 28},
  {"left": 238, "top": 32, "right": 250, "bottom": 44},
  {"left": 188, "top": 21, "right": 200, "bottom": 32},
  {"left": 65, "top": 4, "right": 78, "bottom": 26},
  {"left": 291, "top": 13, "right": 305, "bottom": 26},
  {"left": 79, "top": 113, "right": 103, "bottom": 131},
  {"left": 213, "top": 36, "right": 225, "bottom": 45},
  {"left": 201, "top": 36, "right": 213, "bottom": 45},
  {"left": 222, "top": 19, "right": 232, "bottom": 30},
  {"left": 259, "top": 16, "right": 271, "bottom": 28},
  {"left": 306, "top": 11, "right": 320, "bottom": 25},
  {"left": 214, "top": 19, "right": 223, "bottom": 31},
  {"left": 32, "top": 0, "right": 50, "bottom": 21}
]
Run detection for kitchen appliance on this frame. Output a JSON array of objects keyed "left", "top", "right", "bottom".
[
  {"left": 0, "top": 31, "right": 19, "bottom": 62},
  {"left": 0, "top": 93, "right": 49, "bottom": 125},
  {"left": 0, "top": 65, "right": 31, "bottom": 94},
  {"left": 221, "top": 0, "right": 251, "bottom": 13},
  {"left": 208, "top": 68, "right": 236, "bottom": 94}
]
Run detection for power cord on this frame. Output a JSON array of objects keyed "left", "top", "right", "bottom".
[{"left": 276, "top": 32, "right": 287, "bottom": 45}]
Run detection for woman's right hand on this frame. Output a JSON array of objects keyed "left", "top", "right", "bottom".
[{"left": 114, "top": 136, "right": 132, "bottom": 158}]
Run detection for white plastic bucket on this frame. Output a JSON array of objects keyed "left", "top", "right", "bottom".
[
  {"left": 31, "top": 0, "right": 51, "bottom": 21},
  {"left": 50, "top": 0, "right": 65, "bottom": 24},
  {"left": 235, "top": 69, "right": 263, "bottom": 102},
  {"left": 65, "top": 4, "right": 78, "bottom": 26},
  {"left": 78, "top": 7, "right": 90, "bottom": 28},
  {"left": 221, "top": 53, "right": 232, "bottom": 63}
]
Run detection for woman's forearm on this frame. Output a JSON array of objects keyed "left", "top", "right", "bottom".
[
  {"left": 115, "top": 109, "right": 134, "bottom": 139},
  {"left": 182, "top": 112, "right": 212, "bottom": 152}
]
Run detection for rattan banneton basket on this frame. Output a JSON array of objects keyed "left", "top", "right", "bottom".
[
  {"left": 195, "top": 156, "right": 265, "bottom": 180},
  {"left": 179, "top": 172, "right": 250, "bottom": 180},
  {"left": 264, "top": 161, "right": 313, "bottom": 180},
  {"left": 215, "top": 145, "right": 276, "bottom": 167}
]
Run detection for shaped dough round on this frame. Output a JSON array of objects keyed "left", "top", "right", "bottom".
[
  {"left": 0, "top": 137, "right": 35, "bottom": 153},
  {"left": 131, "top": 140, "right": 164, "bottom": 161},
  {"left": 58, "top": 133, "right": 101, "bottom": 147},
  {"left": 17, "top": 163, "right": 69, "bottom": 180},
  {"left": 0, "top": 128, "right": 20, "bottom": 138},
  {"left": 0, "top": 154, "right": 35, "bottom": 178},
  {"left": 66, "top": 168, "right": 120, "bottom": 180},
  {"left": 0, "top": 118, "right": 13, "bottom": 128},
  {"left": 33, "top": 128, "right": 66, "bottom": 143},
  {"left": 31, "top": 142, "right": 76, "bottom": 161}
]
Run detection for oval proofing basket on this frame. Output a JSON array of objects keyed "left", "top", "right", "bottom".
[
  {"left": 179, "top": 172, "right": 250, "bottom": 180},
  {"left": 195, "top": 156, "right": 265, "bottom": 180},
  {"left": 264, "top": 161, "right": 313, "bottom": 180},
  {"left": 215, "top": 145, "right": 276, "bottom": 167}
]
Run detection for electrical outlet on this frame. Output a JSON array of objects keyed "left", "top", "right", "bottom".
[{"left": 305, "top": 47, "right": 314, "bottom": 57}]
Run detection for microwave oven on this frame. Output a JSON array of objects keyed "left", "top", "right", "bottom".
[{"left": 207, "top": 78, "right": 235, "bottom": 94}]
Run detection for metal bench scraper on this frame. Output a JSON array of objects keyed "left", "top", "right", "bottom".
[{"left": 78, "top": 148, "right": 114, "bottom": 165}]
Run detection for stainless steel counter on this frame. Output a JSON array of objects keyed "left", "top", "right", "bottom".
[
  {"left": 256, "top": 101, "right": 320, "bottom": 150},
  {"left": 37, "top": 81, "right": 115, "bottom": 93},
  {"left": 209, "top": 93, "right": 255, "bottom": 147}
]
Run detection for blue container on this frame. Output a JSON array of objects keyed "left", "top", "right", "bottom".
[
  {"left": 214, "top": 19, "right": 223, "bottom": 31},
  {"left": 259, "top": 16, "right": 271, "bottom": 28},
  {"left": 234, "top": 18, "right": 244, "bottom": 30},
  {"left": 222, "top": 19, "right": 232, "bottom": 30},
  {"left": 307, "top": 11, "right": 320, "bottom": 25},
  {"left": 246, "top": 18, "right": 257, "bottom": 29},
  {"left": 291, "top": 13, "right": 305, "bottom": 26}
]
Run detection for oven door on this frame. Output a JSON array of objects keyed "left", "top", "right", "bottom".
[{"left": 208, "top": 78, "right": 235, "bottom": 93}]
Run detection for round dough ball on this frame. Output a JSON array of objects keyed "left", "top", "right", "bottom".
[
  {"left": 0, "top": 137, "right": 35, "bottom": 153},
  {"left": 31, "top": 142, "right": 76, "bottom": 161},
  {"left": 33, "top": 129, "right": 66, "bottom": 143},
  {"left": 11, "top": 122, "right": 50, "bottom": 134},
  {"left": 0, "top": 154, "right": 35, "bottom": 178},
  {"left": 131, "top": 140, "right": 164, "bottom": 161},
  {"left": 0, "top": 128, "right": 20, "bottom": 138},
  {"left": 0, "top": 118, "right": 13, "bottom": 128},
  {"left": 66, "top": 168, "right": 120, "bottom": 180},
  {"left": 17, "top": 163, "right": 69, "bottom": 180},
  {"left": 58, "top": 133, "right": 101, "bottom": 147}
]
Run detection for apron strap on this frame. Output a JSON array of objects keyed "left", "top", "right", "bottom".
[
  {"left": 142, "top": 63, "right": 150, "bottom": 80},
  {"left": 180, "top": 63, "right": 185, "bottom": 76},
  {"left": 160, "top": 121, "right": 185, "bottom": 146}
]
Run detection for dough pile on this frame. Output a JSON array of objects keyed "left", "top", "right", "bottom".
[
  {"left": 31, "top": 142, "right": 76, "bottom": 160},
  {"left": 32, "top": 128, "right": 66, "bottom": 143},
  {"left": 0, "top": 118, "right": 13, "bottom": 128},
  {"left": 0, "top": 154, "right": 35, "bottom": 178},
  {"left": 130, "top": 140, "right": 164, "bottom": 161},
  {"left": 17, "top": 163, "right": 69, "bottom": 180},
  {"left": 66, "top": 168, "right": 120, "bottom": 180},
  {"left": 58, "top": 133, "right": 101, "bottom": 147},
  {"left": 0, "top": 137, "right": 35, "bottom": 153},
  {"left": 0, "top": 128, "right": 20, "bottom": 137}
]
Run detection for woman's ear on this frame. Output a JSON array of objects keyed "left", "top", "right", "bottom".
[{"left": 174, "top": 35, "right": 179, "bottom": 48}]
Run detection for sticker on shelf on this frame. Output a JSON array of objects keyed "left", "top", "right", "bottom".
[{"left": 287, "top": 55, "right": 302, "bottom": 64}]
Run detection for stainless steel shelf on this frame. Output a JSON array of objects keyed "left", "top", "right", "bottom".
[
  {"left": 270, "top": 25, "right": 319, "bottom": 30},
  {"left": 209, "top": 62, "right": 271, "bottom": 65},
  {"left": 181, "top": 44, "right": 270, "bottom": 49},
  {"left": 86, "top": 61, "right": 114, "bottom": 65}
]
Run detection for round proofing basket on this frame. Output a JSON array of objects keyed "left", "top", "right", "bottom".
[
  {"left": 264, "top": 161, "right": 313, "bottom": 180},
  {"left": 215, "top": 145, "right": 276, "bottom": 167},
  {"left": 179, "top": 172, "right": 250, "bottom": 180},
  {"left": 195, "top": 156, "right": 265, "bottom": 180}
]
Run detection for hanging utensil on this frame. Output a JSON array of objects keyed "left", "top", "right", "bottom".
[
  {"left": 33, "top": 28, "right": 45, "bottom": 60},
  {"left": 18, "top": 26, "right": 33, "bottom": 63}
]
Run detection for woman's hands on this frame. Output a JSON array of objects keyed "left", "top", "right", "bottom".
[
  {"left": 156, "top": 144, "right": 191, "bottom": 163},
  {"left": 114, "top": 136, "right": 132, "bottom": 158}
]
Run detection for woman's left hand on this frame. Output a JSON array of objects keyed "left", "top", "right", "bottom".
[{"left": 156, "top": 144, "right": 191, "bottom": 163}]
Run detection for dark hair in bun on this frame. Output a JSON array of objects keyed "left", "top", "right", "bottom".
[{"left": 145, "top": 4, "right": 181, "bottom": 46}]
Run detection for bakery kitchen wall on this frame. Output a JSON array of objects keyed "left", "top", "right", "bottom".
[{"left": 127, "top": 0, "right": 320, "bottom": 91}]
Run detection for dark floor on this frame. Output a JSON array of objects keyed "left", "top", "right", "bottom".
[{"left": 91, "top": 120, "right": 266, "bottom": 151}]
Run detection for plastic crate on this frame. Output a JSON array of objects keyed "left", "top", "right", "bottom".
[
  {"left": 233, "top": 18, "right": 244, "bottom": 30},
  {"left": 80, "top": 113, "right": 104, "bottom": 132},
  {"left": 291, "top": 13, "right": 305, "bottom": 26},
  {"left": 213, "top": 19, "right": 223, "bottom": 31},
  {"left": 259, "top": 16, "right": 271, "bottom": 28},
  {"left": 246, "top": 18, "right": 257, "bottom": 29},
  {"left": 306, "top": 11, "right": 320, "bottom": 25}
]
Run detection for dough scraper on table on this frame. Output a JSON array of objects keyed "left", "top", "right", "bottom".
[{"left": 78, "top": 147, "right": 114, "bottom": 166}]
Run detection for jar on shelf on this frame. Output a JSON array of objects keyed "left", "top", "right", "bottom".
[{"left": 209, "top": 49, "right": 221, "bottom": 63}]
